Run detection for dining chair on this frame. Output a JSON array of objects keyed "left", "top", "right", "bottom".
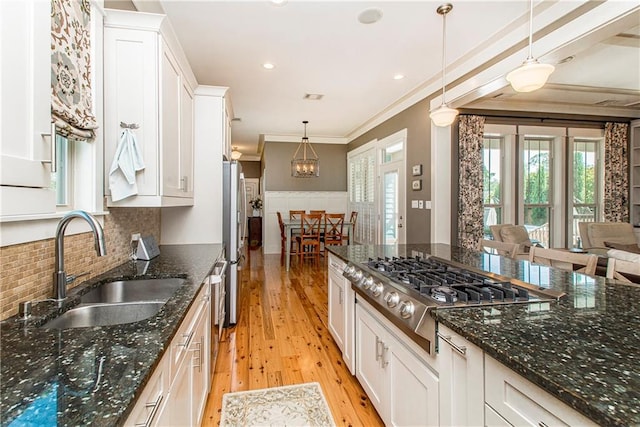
[
  {"left": 276, "top": 212, "right": 297, "bottom": 264},
  {"left": 289, "top": 210, "right": 305, "bottom": 220},
  {"left": 478, "top": 239, "right": 521, "bottom": 259},
  {"left": 345, "top": 211, "right": 358, "bottom": 245},
  {"left": 606, "top": 257, "right": 640, "bottom": 283},
  {"left": 323, "top": 213, "right": 345, "bottom": 252},
  {"left": 295, "top": 212, "right": 323, "bottom": 265},
  {"left": 528, "top": 246, "right": 598, "bottom": 276}
]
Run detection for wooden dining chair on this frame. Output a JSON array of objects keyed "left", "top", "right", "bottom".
[
  {"left": 295, "top": 212, "right": 323, "bottom": 264},
  {"left": 528, "top": 247, "right": 598, "bottom": 276},
  {"left": 289, "top": 210, "right": 305, "bottom": 220},
  {"left": 606, "top": 257, "right": 640, "bottom": 283},
  {"left": 276, "top": 212, "right": 297, "bottom": 264},
  {"left": 345, "top": 211, "right": 358, "bottom": 245},
  {"left": 322, "top": 213, "right": 345, "bottom": 252},
  {"left": 478, "top": 239, "right": 521, "bottom": 259}
]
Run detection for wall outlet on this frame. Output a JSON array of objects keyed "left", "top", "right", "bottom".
[
  {"left": 131, "top": 233, "right": 141, "bottom": 242},
  {"left": 418, "top": 200, "right": 424, "bottom": 209}
]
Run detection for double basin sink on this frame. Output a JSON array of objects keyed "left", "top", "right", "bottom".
[{"left": 43, "top": 278, "right": 185, "bottom": 329}]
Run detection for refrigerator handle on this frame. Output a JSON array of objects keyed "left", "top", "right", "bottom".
[{"left": 239, "top": 177, "right": 248, "bottom": 245}]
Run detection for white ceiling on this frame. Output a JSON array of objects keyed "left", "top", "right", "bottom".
[{"left": 124, "top": 1, "right": 640, "bottom": 159}]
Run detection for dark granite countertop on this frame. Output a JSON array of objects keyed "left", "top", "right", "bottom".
[
  {"left": 0, "top": 244, "right": 223, "bottom": 426},
  {"left": 328, "top": 243, "right": 640, "bottom": 427}
]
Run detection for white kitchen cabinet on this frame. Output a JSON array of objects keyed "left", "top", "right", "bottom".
[
  {"left": 125, "top": 285, "right": 211, "bottom": 426},
  {"left": 0, "top": 0, "right": 56, "bottom": 216},
  {"left": 355, "top": 299, "right": 439, "bottom": 426},
  {"left": 327, "top": 253, "right": 355, "bottom": 374},
  {"left": 437, "top": 323, "right": 484, "bottom": 427},
  {"left": 103, "top": 9, "right": 195, "bottom": 207},
  {"left": 484, "top": 355, "right": 597, "bottom": 427}
]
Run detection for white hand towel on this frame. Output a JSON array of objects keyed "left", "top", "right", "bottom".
[{"left": 109, "top": 128, "right": 145, "bottom": 202}]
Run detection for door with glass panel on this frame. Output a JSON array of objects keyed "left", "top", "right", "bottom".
[{"left": 378, "top": 135, "right": 406, "bottom": 245}]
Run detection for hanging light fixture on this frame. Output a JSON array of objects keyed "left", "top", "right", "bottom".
[
  {"left": 429, "top": 3, "right": 459, "bottom": 127},
  {"left": 506, "top": 0, "right": 554, "bottom": 92},
  {"left": 291, "top": 120, "right": 319, "bottom": 178},
  {"left": 230, "top": 146, "right": 242, "bottom": 160}
]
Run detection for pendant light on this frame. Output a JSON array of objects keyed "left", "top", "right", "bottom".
[
  {"left": 291, "top": 121, "right": 319, "bottom": 178},
  {"left": 430, "top": 3, "right": 459, "bottom": 127},
  {"left": 506, "top": 0, "right": 554, "bottom": 92}
]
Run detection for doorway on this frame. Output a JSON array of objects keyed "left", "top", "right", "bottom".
[{"left": 378, "top": 131, "right": 406, "bottom": 244}]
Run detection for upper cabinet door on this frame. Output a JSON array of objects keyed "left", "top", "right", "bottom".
[{"left": 0, "top": 0, "right": 56, "bottom": 216}]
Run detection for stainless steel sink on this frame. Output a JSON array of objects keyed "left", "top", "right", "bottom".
[
  {"left": 41, "top": 278, "right": 185, "bottom": 329},
  {"left": 42, "top": 302, "right": 165, "bottom": 329},
  {"left": 80, "top": 278, "right": 185, "bottom": 304}
]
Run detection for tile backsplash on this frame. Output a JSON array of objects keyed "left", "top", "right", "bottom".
[{"left": 0, "top": 208, "right": 160, "bottom": 321}]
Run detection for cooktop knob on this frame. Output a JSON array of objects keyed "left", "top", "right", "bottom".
[
  {"left": 384, "top": 291, "right": 400, "bottom": 307},
  {"left": 371, "top": 282, "right": 384, "bottom": 297},
  {"left": 343, "top": 265, "right": 354, "bottom": 277},
  {"left": 363, "top": 276, "right": 374, "bottom": 289},
  {"left": 399, "top": 301, "right": 415, "bottom": 318},
  {"left": 353, "top": 270, "right": 363, "bottom": 281}
]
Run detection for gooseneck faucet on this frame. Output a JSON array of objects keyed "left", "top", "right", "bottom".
[{"left": 53, "top": 210, "right": 107, "bottom": 300}]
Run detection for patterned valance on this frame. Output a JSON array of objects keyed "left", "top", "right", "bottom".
[
  {"left": 457, "top": 115, "right": 486, "bottom": 249},
  {"left": 603, "top": 122, "right": 629, "bottom": 222},
  {"left": 51, "top": 0, "right": 98, "bottom": 140}
]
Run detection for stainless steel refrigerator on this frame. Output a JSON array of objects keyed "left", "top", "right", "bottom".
[{"left": 222, "top": 160, "right": 246, "bottom": 326}]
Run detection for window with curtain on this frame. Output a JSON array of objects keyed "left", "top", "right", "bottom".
[{"left": 482, "top": 124, "right": 604, "bottom": 248}]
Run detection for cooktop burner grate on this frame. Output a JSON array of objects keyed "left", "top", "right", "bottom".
[{"left": 366, "top": 256, "right": 530, "bottom": 305}]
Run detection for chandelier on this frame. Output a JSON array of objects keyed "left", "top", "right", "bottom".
[
  {"left": 429, "top": 3, "right": 459, "bottom": 127},
  {"left": 291, "top": 120, "right": 319, "bottom": 178}
]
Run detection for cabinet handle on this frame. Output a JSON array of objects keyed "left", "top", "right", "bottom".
[
  {"left": 339, "top": 288, "right": 343, "bottom": 305},
  {"left": 538, "top": 422, "right": 549, "bottom": 427},
  {"left": 134, "top": 394, "right": 163, "bottom": 427},
  {"left": 382, "top": 345, "right": 389, "bottom": 367},
  {"left": 40, "top": 122, "right": 57, "bottom": 172},
  {"left": 178, "top": 331, "right": 194, "bottom": 348},
  {"left": 437, "top": 332, "right": 467, "bottom": 356},
  {"left": 180, "top": 176, "right": 188, "bottom": 192},
  {"left": 375, "top": 336, "right": 382, "bottom": 362}
]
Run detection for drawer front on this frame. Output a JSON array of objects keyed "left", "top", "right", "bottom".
[
  {"left": 125, "top": 356, "right": 168, "bottom": 427},
  {"left": 169, "top": 286, "right": 207, "bottom": 379},
  {"left": 484, "top": 356, "right": 596, "bottom": 427},
  {"left": 484, "top": 403, "right": 512, "bottom": 427}
]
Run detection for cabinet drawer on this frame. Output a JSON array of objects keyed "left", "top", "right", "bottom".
[
  {"left": 125, "top": 356, "right": 168, "bottom": 427},
  {"left": 484, "top": 356, "right": 596, "bottom": 427},
  {"left": 484, "top": 403, "right": 511, "bottom": 427},
  {"left": 169, "top": 286, "right": 207, "bottom": 379}
]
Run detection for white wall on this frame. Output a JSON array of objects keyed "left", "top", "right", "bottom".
[{"left": 263, "top": 191, "right": 348, "bottom": 254}]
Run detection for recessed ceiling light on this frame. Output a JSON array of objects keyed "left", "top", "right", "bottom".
[
  {"left": 270, "top": 0, "right": 287, "bottom": 5},
  {"left": 263, "top": 63, "right": 275, "bottom": 70},
  {"left": 358, "top": 8, "right": 383, "bottom": 25},
  {"left": 393, "top": 74, "right": 405, "bottom": 80}
]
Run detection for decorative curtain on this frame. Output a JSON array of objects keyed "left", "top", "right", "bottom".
[
  {"left": 603, "top": 122, "right": 629, "bottom": 222},
  {"left": 51, "top": 0, "right": 98, "bottom": 140},
  {"left": 457, "top": 115, "right": 486, "bottom": 249}
]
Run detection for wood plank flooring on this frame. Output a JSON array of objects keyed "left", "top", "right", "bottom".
[{"left": 202, "top": 248, "right": 384, "bottom": 426}]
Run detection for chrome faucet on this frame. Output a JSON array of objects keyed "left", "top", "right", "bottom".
[{"left": 53, "top": 210, "right": 107, "bottom": 300}]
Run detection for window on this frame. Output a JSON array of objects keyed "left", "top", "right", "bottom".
[
  {"left": 522, "top": 137, "right": 552, "bottom": 247},
  {"left": 483, "top": 124, "right": 604, "bottom": 248},
  {"left": 569, "top": 137, "right": 600, "bottom": 247},
  {"left": 52, "top": 134, "right": 73, "bottom": 208},
  {"left": 482, "top": 136, "right": 503, "bottom": 238}
]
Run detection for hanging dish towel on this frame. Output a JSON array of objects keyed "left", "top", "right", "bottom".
[{"left": 109, "top": 128, "right": 145, "bottom": 202}]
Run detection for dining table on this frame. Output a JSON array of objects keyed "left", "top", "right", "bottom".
[{"left": 282, "top": 217, "right": 353, "bottom": 271}]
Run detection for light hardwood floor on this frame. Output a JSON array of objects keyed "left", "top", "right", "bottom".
[{"left": 202, "top": 248, "right": 384, "bottom": 426}]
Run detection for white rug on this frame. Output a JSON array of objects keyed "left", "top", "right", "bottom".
[{"left": 220, "top": 382, "right": 336, "bottom": 427}]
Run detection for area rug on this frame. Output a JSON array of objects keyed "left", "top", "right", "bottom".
[{"left": 220, "top": 382, "right": 336, "bottom": 427}]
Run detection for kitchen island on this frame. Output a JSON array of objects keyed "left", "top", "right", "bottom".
[
  {"left": 328, "top": 243, "right": 639, "bottom": 427},
  {"left": 0, "top": 244, "right": 222, "bottom": 426}
]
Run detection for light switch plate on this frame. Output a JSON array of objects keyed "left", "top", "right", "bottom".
[
  {"left": 425, "top": 200, "right": 432, "bottom": 209},
  {"left": 411, "top": 200, "right": 419, "bottom": 208},
  {"left": 418, "top": 200, "right": 424, "bottom": 209}
]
